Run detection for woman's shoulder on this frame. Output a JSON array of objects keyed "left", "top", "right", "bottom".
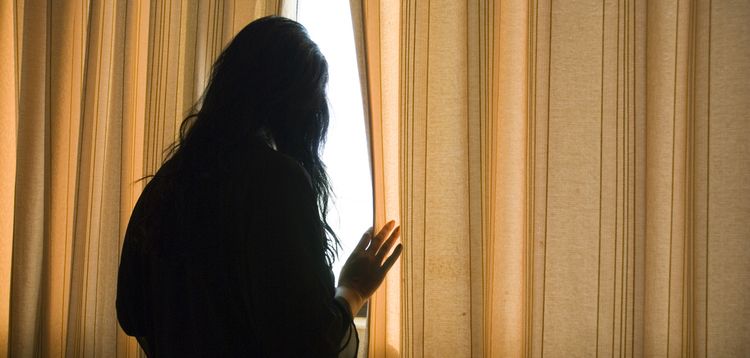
[{"left": 244, "top": 141, "right": 313, "bottom": 189}]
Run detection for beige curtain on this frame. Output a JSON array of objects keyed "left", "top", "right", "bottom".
[
  {"left": 358, "top": 0, "right": 750, "bottom": 357},
  {"left": 0, "top": 0, "right": 284, "bottom": 356},
  {"left": 350, "top": 0, "right": 401, "bottom": 357}
]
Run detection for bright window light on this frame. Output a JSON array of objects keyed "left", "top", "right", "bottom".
[{"left": 297, "top": 2, "right": 373, "bottom": 286}]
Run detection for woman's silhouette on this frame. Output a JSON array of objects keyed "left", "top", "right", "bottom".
[{"left": 116, "top": 16, "right": 402, "bottom": 357}]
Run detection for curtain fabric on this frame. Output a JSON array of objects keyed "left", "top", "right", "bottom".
[
  {"left": 350, "top": 0, "right": 402, "bottom": 357},
  {"left": 357, "top": 0, "right": 749, "bottom": 357},
  {"left": 0, "top": 1, "right": 283, "bottom": 356}
]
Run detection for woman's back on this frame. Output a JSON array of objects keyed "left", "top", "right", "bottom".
[{"left": 116, "top": 139, "right": 356, "bottom": 356}]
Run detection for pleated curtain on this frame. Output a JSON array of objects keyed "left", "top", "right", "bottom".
[
  {"left": 0, "top": 1, "right": 285, "bottom": 356},
  {"left": 356, "top": 0, "right": 750, "bottom": 357}
]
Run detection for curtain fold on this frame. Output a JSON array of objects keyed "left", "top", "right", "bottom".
[
  {"left": 0, "top": 1, "right": 282, "bottom": 356},
  {"left": 0, "top": 0, "right": 18, "bottom": 351},
  {"left": 351, "top": 0, "right": 402, "bottom": 356},
  {"left": 359, "top": 0, "right": 749, "bottom": 356}
]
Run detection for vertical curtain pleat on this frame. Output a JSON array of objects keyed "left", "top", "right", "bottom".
[
  {"left": 644, "top": 0, "right": 689, "bottom": 355},
  {"left": 488, "top": 0, "right": 527, "bottom": 355},
  {"left": 702, "top": 1, "right": 750, "bottom": 355},
  {"left": 352, "top": 0, "right": 402, "bottom": 356},
  {"left": 1, "top": 1, "right": 282, "bottom": 356},
  {"left": 47, "top": 1, "right": 87, "bottom": 357},
  {"left": 0, "top": 0, "right": 19, "bottom": 352},
  {"left": 10, "top": 0, "right": 52, "bottom": 356}
]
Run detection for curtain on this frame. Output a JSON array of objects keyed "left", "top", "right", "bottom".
[
  {"left": 356, "top": 0, "right": 750, "bottom": 357},
  {"left": 0, "top": 1, "right": 284, "bottom": 356},
  {"left": 350, "top": 0, "right": 401, "bottom": 357}
]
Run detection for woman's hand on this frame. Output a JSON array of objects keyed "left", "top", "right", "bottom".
[{"left": 336, "top": 221, "right": 403, "bottom": 315}]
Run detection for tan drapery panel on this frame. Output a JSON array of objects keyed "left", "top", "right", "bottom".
[
  {"left": 351, "top": 0, "right": 402, "bottom": 357},
  {"left": 0, "top": 1, "right": 283, "bottom": 356},
  {"left": 359, "top": 0, "right": 749, "bottom": 356}
]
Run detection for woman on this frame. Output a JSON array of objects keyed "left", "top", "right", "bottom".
[{"left": 116, "top": 16, "right": 402, "bottom": 357}]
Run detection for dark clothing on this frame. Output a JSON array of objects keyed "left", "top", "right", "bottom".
[{"left": 116, "top": 140, "right": 357, "bottom": 357}]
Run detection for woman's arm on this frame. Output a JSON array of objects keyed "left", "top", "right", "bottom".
[{"left": 240, "top": 156, "right": 356, "bottom": 357}]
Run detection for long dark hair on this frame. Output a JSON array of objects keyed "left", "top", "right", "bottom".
[{"left": 162, "top": 16, "right": 339, "bottom": 265}]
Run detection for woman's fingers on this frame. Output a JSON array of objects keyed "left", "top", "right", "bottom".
[
  {"left": 355, "top": 227, "right": 374, "bottom": 252},
  {"left": 375, "top": 225, "right": 400, "bottom": 263},
  {"left": 380, "top": 244, "right": 403, "bottom": 273},
  {"left": 367, "top": 220, "right": 396, "bottom": 253}
]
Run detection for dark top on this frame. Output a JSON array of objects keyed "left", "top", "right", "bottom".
[{"left": 116, "top": 139, "right": 358, "bottom": 357}]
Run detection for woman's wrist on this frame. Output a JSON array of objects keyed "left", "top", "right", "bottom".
[{"left": 335, "top": 286, "right": 365, "bottom": 316}]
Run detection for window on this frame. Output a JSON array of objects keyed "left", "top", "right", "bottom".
[
  {"left": 297, "top": 0, "right": 372, "bottom": 353},
  {"left": 297, "top": 1, "right": 372, "bottom": 285}
]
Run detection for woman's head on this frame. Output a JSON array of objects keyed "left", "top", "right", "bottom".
[
  {"left": 191, "top": 16, "right": 329, "bottom": 150},
  {"left": 170, "top": 16, "right": 338, "bottom": 264}
]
